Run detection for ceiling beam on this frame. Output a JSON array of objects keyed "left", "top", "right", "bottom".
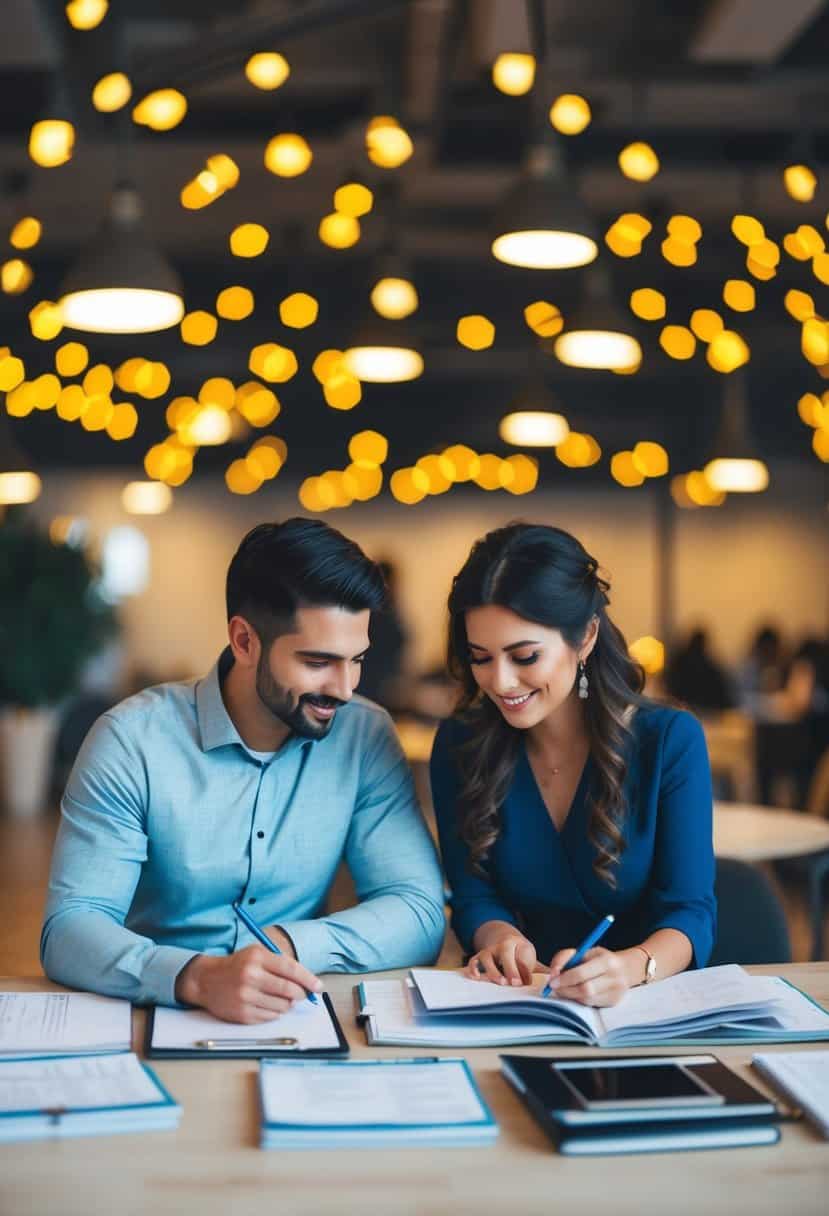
[
  {"left": 129, "top": 0, "right": 409, "bottom": 96},
  {"left": 690, "top": 0, "right": 827, "bottom": 64}
]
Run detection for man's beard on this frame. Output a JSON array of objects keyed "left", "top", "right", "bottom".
[{"left": 255, "top": 653, "right": 345, "bottom": 740}]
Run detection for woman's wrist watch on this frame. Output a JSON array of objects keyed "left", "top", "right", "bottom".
[{"left": 634, "top": 945, "right": 656, "bottom": 984}]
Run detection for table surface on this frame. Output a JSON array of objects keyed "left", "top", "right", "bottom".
[
  {"left": 714, "top": 802, "right": 829, "bottom": 862},
  {"left": 1, "top": 967, "right": 828, "bottom": 1216}
]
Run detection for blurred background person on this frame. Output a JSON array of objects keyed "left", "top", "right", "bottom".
[
  {"left": 356, "top": 559, "right": 410, "bottom": 711},
  {"left": 736, "top": 625, "right": 786, "bottom": 714},
  {"left": 664, "top": 627, "right": 737, "bottom": 715}
]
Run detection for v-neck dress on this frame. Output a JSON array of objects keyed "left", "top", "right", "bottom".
[{"left": 430, "top": 704, "right": 716, "bottom": 968}]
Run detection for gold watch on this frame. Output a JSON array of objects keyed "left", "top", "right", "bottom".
[{"left": 635, "top": 946, "right": 656, "bottom": 984}]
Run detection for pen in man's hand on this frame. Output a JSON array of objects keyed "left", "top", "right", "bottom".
[
  {"left": 542, "top": 913, "right": 615, "bottom": 997},
  {"left": 232, "top": 899, "right": 319, "bottom": 1004}
]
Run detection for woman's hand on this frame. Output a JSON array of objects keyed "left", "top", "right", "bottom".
[
  {"left": 466, "top": 929, "right": 539, "bottom": 986},
  {"left": 544, "top": 945, "right": 641, "bottom": 1007}
]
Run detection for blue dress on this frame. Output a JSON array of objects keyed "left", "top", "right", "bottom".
[{"left": 430, "top": 704, "right": 716, "bottom": 968}]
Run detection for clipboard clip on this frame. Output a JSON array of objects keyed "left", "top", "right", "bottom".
[{"left": 195, "top": 1037, "right": 299, "bottom": 1049}]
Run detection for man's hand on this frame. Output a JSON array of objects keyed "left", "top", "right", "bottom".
[{"left": 174, "top": 945, "right": 322, "bottom": 1023}]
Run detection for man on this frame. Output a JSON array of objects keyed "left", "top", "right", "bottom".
[{"left": 42, "top": 519, "right": 445, "bottom": 1021}]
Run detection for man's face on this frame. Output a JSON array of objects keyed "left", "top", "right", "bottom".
[{"left": 255, "top": 604, "right": 370, "bottom": 740}]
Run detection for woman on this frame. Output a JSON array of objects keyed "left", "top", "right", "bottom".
[{"left": 430, "top": 523, "right": 715, "bottom": 1008}]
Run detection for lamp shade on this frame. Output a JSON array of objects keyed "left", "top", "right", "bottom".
[
  {"left": 704, "top": 372, "right": 769, "bottom": 492},
  {"left": 500, "top": 377, "right": 569, "bottom": 446},
  {"left": 491, "top": 143, "right": 598, "bottom": 270},
  {"left": 343, "top": 316, "right": 423, "bottom": 383},
  {"left": 0, "top": 419, "right": 41, "bottom": 504},
  {"left": 554, "top": 264, "right": 642, "bottom": 370},
  {"left": 60, "top": 185, "right": 184, "bottom": 333}
]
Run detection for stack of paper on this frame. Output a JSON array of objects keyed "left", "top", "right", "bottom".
[
  {"left": 0, "top": 1052, "right": 180, "bottom": 1142},
  {"left": 0, "top": 992, "right": 132, "bottom": 1057},
  {"left": 752, "top": 1050, "right": 829, "bottom": 1138},
  {"left": 258, "top": 1057, "right": 498, "bottom": 1148}
]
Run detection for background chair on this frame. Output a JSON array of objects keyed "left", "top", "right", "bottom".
[
  {"left": 773, "top": 746, "right": 829, "bottom": 961},
  {"left": 710, "top": 858, "right": 792, "bottom": 966}
]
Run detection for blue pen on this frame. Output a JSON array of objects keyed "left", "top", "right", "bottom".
[
  {"left": 232, "top": 900, "right": 318, "bottom": 1004},
  {"left": 541, "top": 913, "right": 615, "bottom": 998}
]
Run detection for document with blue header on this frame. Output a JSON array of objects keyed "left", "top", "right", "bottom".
[
  {"left": 0, "top": 1052, "right": 180, "bottom": 1142},
  {"left": 258, "top": 1057, "right": 498, "bottom": 1148}
]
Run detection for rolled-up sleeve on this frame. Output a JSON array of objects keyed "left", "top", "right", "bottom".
[
  {"left": 40, "top": 715, "right": 197, "bottom": 1006},
  {"left": 281, "top": 713, "right": 446, "bottom": 972},
  {"left": 430, "top": 719, "right": 518, "bottom": 952},
  {"left": 645, "top": 711, "right": 717, "bottom": 968}
]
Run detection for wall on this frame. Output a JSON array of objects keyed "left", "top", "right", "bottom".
[{"left": 22, "top": 462, "right": 829, "bottom": 684}]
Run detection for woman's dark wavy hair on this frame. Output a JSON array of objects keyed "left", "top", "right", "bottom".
[{"left": 447, "top": 522, "right": 646, "bottom": 887}]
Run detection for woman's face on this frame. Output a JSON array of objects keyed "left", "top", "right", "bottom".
[{"left": 464, "top": 604, "right": 594, "bottom": 729}]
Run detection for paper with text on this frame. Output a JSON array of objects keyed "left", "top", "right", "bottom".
[
  {"left": 0, "top": 992, "right": 131, "bottom": 1056},
  {"left": 260, "top": 1059, "right": 487, "bottom": 1127},
  {"left": 0, "top": 1052, "right": 163, "bottom": 1113},
  {"left": 599, "top": 966, "right": 788, "bottom": 1035}
]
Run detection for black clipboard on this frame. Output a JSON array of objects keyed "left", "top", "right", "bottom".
[{"left": 144, "top": 992, "right": 349, "bottom": 1059}]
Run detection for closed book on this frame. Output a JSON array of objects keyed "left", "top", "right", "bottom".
[{"left": 500, "top": 1053, "right": 781, "bottom": 1156}]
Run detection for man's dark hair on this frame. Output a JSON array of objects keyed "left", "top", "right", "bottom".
[{"left": 226, "top": 518, "right": 387, "bottom": 644}]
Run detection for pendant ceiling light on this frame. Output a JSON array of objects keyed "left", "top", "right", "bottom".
[
  {"left": 491, "top": 142, "right": 598, "bottom": 270},
  {"left": 59, "top": 184, "right": 184, "bottom": 333},
  {"left": 704, "top": 372, "right": 769, "bottom": 493},
  {"left": 343, "top": 316, "right": 423, "bottom": 383},
  {"left": 499, "top": 376, "right": 569, "bottom": 447},
  {"left": 0, "top": 419, "right": 41, "bottom": 505},
  {"left": 554, "top": 265, "right": 642, "bottom": 370}
]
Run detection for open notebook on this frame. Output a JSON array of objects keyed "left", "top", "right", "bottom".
[
  {"left": 0, "top": 992, "right": 131, "bottom": 1057},
  {"left": 356, "top": 965, "right": 829, "bottom": 1049}
]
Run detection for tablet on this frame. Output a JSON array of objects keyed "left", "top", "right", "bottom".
[
  {"left": 145, "top": 992, "right": 349, "bottom": 1059},
  {"left": 552, "top": 1059, "right": 724, "bottom": 1110}
]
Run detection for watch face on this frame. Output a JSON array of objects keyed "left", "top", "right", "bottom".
[{"left": 646, "top": 957, "right": 656, "bottom": 981}]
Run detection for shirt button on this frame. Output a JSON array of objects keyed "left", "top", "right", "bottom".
[
  {"left": 248, "top": 897, "right": 257, "bottom": 905},
  {"left": 257, "top": 831, "right": 264, "bottom": 839}
]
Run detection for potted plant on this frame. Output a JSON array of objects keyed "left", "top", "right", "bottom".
[{"left": 0, "top": 514, "right": 118, "bottom": 816}]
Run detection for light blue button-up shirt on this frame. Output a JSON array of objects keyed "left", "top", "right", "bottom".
[{"left": 41, "top": 650, "right": 445, "bottom": 1006}]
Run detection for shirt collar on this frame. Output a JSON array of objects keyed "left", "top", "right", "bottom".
[{"left": 194, "top": 647, "right": 313, "bottom": 758}]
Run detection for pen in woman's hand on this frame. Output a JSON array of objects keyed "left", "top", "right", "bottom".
[{"left": 542, "top": 914, "right": 615, "bottom": 997}]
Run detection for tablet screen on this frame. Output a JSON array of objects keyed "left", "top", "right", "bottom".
[{"left": 552, "top": 1061, "right": 723, "bottom": 1109}]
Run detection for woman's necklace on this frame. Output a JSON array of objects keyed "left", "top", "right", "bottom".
[{"left": 528, "top": 736, "right": 588, "bottom": 782}]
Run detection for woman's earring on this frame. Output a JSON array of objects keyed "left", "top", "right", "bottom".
[{"left": 578, "top": 660, "right": 589, "bottom": 700}]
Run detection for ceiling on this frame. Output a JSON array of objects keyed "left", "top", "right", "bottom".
[{"left": 1, "top": 0, "right": 829, "bottom": 483}]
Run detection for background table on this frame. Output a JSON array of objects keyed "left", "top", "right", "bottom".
[
  {"left": 714, "top": 802, "right": 829, "bottom": 862},
  {"left": 1, "top": 967, "right": 827, "bottom": 1216}
]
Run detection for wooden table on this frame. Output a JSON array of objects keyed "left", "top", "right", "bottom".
[
  {"left": 1, "top": 968, "right": 827, "bottom": 1216},
  {"left": 714, "top": 802, "right": 829, "bottom": 862}
]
